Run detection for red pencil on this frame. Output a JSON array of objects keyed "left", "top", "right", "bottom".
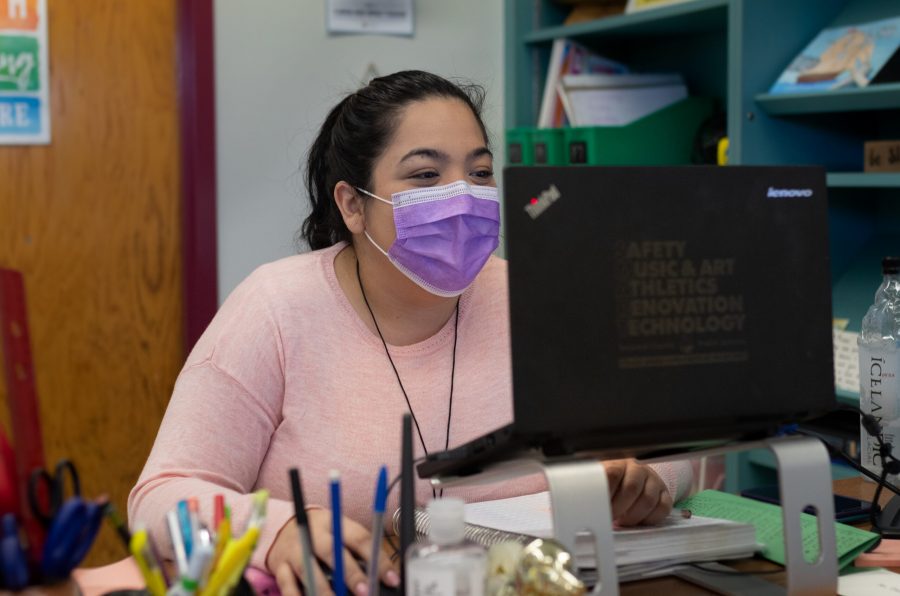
[{"left": 213, "top": 494, "right": 225, "bottom": 528}]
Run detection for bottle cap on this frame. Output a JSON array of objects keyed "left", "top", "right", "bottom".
[
  {"left": 884, "top": 257, "right": 900, "bottom": 275},
  {"left": 426, "top": 498, "right": 465, "bottom": 545}
]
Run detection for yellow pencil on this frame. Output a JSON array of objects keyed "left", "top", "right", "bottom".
[
  {"left": 206, "top": 510, "right": 231, "bottom": 584},
  {"left": 130, "top": 527, "right": 167, "bottom": 596},
  {"left": 201, "top": 526, "right": 260, "bottom": 596}
]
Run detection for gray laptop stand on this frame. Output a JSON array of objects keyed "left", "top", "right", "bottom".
[{"left": 431, "top": 435, "right": 837, "bottom": 596}]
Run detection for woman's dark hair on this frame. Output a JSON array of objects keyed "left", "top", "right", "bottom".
[{"left": 301, "top": 70, "right": 488, "bottom": 250}]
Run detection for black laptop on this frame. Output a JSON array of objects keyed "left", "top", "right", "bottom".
[{"left": 418, "top": 166, "right": 836, "bottom": 478}]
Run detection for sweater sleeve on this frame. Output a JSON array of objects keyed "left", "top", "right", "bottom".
[
  {"left": 648, "top": 459, "right": 694, "bottom": 503},
  {"left": 127, "top": 268, "right": 298, "bottom": 570}
]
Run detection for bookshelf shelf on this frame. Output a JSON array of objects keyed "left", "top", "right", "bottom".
[
  {"left": 755, "top": 83, "right": 900, "bottom": 115},
  {"left": 745, "top": 449, "right": 858, "bottom": 479},
  {"left": 828, "top": 172, "right": 900, "bottom": 188},
  {"left": 836, "top": 388, "right": 859, "bottom": 405},
  {"left": 522, "top": 0, "right": 728, "bottom": 44}
]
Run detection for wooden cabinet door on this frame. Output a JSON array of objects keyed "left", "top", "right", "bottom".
[{"left": 0, "top": 0, "right": 184, "bottom": 565}]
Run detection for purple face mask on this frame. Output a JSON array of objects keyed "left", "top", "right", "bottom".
[{"left": 357, "top": 180, "right": 501, "bottom": 297}]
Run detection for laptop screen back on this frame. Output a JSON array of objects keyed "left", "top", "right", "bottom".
[{"left": 503, "top": 166, "right": 835, "bottom": 447}]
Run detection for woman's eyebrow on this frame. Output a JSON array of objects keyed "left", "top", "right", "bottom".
[
  {"left": 398, "top": 148, "right": 449, "bottom": 164},
  {"left": 468, "top": 147, "right": 493, "bottom": 161}
]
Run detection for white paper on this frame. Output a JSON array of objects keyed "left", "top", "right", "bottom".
[
  {"left": 0, "top": 0, "right": 51, "bottom": 144},
  {"left": 326, "top": 0, "right": 414, "bottom": 36},
  {"left": 839, "top": 568, "right": 900, "bottom": 595},
  {"left": 463, "top": 492, "right": 757, "bottom": 569},
  {"left": 833, "top": 328, "right": 860, "bottom": 394},
  {"left": 465, "top": 491, "right": 553, "bottom": 537},
  {"left": 559, "top": 73, "right": 686, "bottom": 126}
]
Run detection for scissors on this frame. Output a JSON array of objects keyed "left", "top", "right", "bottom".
[
  {"left": 39, "top": 496, "right": 105, "bottom": 581},
  {"left": 27, "top": 459, "right": 81, "bottom": 527},
  {"left": 1, "top": 512, "right": 29, "bottom": 590}
]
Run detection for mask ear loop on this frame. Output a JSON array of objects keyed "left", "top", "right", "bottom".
[
  {"left": 354, "top": 186, "right": 393, "bottom": 205},
  {"left": 354, "top": 187, "right": 394, "bottom": 256}
]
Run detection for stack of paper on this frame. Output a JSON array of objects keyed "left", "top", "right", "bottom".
[
  {"left": 463, "top": 491, "right": 757, "bottom": 582},
  {"left": 557, "top": 72, "right": 687, "bottom": 126},
  {"left": 538, "top": 39, "right": 628, "bottom": 128}
]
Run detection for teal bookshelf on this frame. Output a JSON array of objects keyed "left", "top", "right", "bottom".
[
  {"left": 506, "top": 0, "right": 900, "bottom": 491},
  {"left": 756, "top": 83, "right": 900, "bottom": 115},
  {"left": 827, "top": 173, "right": 900, "bottom": 188}
]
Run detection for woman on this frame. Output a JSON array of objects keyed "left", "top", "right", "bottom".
[{"left": 129, "top": 70, "right": 691, "bottom": 596}]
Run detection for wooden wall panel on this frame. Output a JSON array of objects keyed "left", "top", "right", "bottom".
[{"left": 0, "top": 0, "right": 183, "bottom": 565}]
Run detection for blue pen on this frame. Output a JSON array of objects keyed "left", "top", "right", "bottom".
[
  {"left": 330, "top": 470, "right": 346, "bottom": 596},
  {"left": 1, "top": 513, "right": 29, "bottom": 591},
  {"left": 368, "top": 466, "right": 388, "bottom": 596},
  {"left": 177, "top": 500, "right": 193, "bottom": 558}
]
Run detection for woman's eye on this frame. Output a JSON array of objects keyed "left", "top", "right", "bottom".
[
  {"left": 410, "top": 171, "right": 439, "bottom": 180},
  {"left": 471, "top": 169, "right": 494, "bottom": 180}
]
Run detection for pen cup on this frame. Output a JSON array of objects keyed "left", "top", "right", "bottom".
[
  {"left": 95, "top": 574, "right": 255, "bottom": 596},
  {"left": 12, "top": 579, "right": 80, "bottom": 596}
]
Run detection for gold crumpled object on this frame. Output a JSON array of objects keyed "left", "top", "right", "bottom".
[
  {"left": 487, "top": 541, "right": 525, "bottom": 595},
  {"left": 515, "top": 538, "right": 587, "bottom": 595}
]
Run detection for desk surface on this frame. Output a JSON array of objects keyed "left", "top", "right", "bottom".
[{"left": 621, "top": 476, "right": 890, "bottom": 594}]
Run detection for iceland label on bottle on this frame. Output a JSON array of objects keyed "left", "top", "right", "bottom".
[{"left": 860, "top": 344, "right": 900, "bottom": 478}]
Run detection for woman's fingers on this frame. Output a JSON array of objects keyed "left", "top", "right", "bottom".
[
  {"left": 341, "top": 516, "right": 401, "bottom": 587},
  {"left": 642, "top": 488, "right": 673, "bottom": 526},
  {"left": 606, "top": 459, "right": 673, "bottom": 526},
  {"left": 276, "top": 562, "right": 302, "bottom": 596},
  {"left": 604, "top": 459, "right": 627, "bottom": 496},
  {"left": 609, "top": 461, "right": 647, "bottom": 521},
  {"left": 308, "top": 510, "right": 386, "bottom": 596},
  {"left": 285, "top": 545, "right": 332, "bottom": 596}
]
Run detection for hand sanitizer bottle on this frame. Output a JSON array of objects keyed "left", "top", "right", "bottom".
[{"left": 406, "top": 498, "right": 487, "bottom": 596}]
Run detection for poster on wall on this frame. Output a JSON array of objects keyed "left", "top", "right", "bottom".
[
  {"left": 0, "top": 0, "right": 50, "bottom": 144},
  {"left": 326, "top": 0, "right": 414, "bottom": 37}
]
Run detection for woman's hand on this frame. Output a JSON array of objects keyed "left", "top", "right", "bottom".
[
  {"left": 267, "top": 509, "right": 400, "bottom": 596},
  {"left": 604, "top": 459, "right": 672, "bottom": 526}
]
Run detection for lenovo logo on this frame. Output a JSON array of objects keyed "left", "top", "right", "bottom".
[
  {"left": 525, "top": 184, "right": 561, "bottom": 219},
  {"left": 767, "top": 187, "right": 814, "bottom": 198}
]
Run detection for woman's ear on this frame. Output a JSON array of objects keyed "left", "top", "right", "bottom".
[{"left": 334, "top": 181, "right": 366, "bottom": 234}]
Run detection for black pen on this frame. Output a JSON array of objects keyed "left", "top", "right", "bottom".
[
  {"left": 289, "top": 467, "right": 318, "bottom": 596},
  {"left": 104, "top": 501, "right": 133, "bottom": 554}
]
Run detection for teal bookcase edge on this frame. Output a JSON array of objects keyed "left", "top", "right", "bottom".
[
  {"left": 836, "top": 388, "right": 859, "bottom": 405},
  {"left": 755, "top": 82, "right": 900, "bottom": 115},
  {"left": 828, "top": 173, "right": 900, "bottom": 188},
  {"left": 723, "top": 449, "right": 859, "bottom": 493},
  {"left": 521, "top": 0, "right": 728, "bottom": 44}
]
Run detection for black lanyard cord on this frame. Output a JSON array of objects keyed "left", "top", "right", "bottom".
[{"left": 356, "top": 259, "right": 458, "bottom": 498}]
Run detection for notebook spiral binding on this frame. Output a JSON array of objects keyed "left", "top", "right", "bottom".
[{"left": 391, "top": 507, "right": 537, "bottom": 548}]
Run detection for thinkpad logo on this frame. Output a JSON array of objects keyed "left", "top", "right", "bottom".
[
  {"left": 767, "top": 187, "right": 813, "bottom": 198},
  {"left": 525, "top": 184, "right": 561, "bottom": 219}
]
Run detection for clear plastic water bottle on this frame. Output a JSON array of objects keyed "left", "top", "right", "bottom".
[
  {"left": 859, "top": 256, "right": 900, "bottom": 479},
  {"left": 406, "top": 498, "right": 487, "bottom": 596}
]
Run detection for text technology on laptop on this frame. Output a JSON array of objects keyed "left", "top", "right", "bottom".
[{"left": 418, "top": 166, "right": 836, "bottom": 478}]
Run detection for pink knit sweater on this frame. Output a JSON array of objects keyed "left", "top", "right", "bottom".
[{"left": 128, "top": 242, "right": 692, "bottom": 569}]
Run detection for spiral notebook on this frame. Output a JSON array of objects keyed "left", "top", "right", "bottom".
[{"left": 393, "top": 492, "right": 758, "bottom": 582}]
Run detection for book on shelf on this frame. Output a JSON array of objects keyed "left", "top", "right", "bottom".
[
  {"left": 557, "top": 72, "right": 687, "bottom": 126},
  {"left": 625, "top": 0, "right": 699, "bottom": 13},
  {"left": 538, "top": 39, "right": 628, "bottom": 128},
  {"left": 394, "top": 491, "right": 758, "bottom": 583},
  {"left": 769, "top": 15, "right": 900, "bottom": 95}
]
